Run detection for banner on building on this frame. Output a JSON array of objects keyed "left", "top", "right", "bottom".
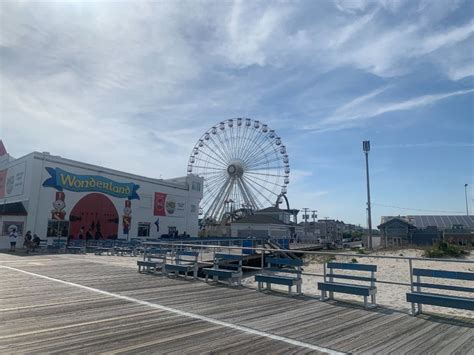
[
  {"left": 42, "top": 167, "right": 140, "bottom": 200},
  {"left": 154, "top": 192, "right": 185, "bottom": 217},
  {"left": 0, "top": 162, "right": 26, "bottom": 199}
]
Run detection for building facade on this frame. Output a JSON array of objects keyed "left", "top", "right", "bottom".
[
  {"left": 0, "top": 144, "right": 203, "bottom": 248},
  {"left": 378, "top": 215, "right": 473, "bottom": 246}
]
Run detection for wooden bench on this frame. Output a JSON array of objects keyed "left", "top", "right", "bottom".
[
  {"left": 406, "top": 268, "right": 474, "bottom": 316},
  {"left": 255, "top": 257, "right": 303, "bottom": 296},
  {"left": 318, "top": 262, "right": 377, "bottom": 308},
  {"left": 203, "top": 253, "right": 243, "bottom": 286},
  {"left": 137, "top": 249, "right": 168, "bottom": 274},
  {"left": 164, "top": 251, "right": 199, "bottom": 279}
]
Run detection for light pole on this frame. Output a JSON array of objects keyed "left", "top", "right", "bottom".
[
  {"left": 363, "top": 141, "right": 373, "bottom": 249},
  {"left": 465, "top": 184, "right": 469, "bottom": 216}
]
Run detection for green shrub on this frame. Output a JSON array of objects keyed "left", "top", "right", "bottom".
[
  {"left": 356, "top": 248, "right": 366, "bottom": 254},
  {"left": 424, "top": 241, "right": 470, "bottom": 258},
  {"left": 351, "top": 258, "right": 358, "bottom": 263}
]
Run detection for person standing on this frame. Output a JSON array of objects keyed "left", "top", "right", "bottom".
[
  {"left": 77, "top": 227, "right": 84, "bottom": 240},
  {"left": 9, "top": 227, "right": 18, "bottom": 252}
]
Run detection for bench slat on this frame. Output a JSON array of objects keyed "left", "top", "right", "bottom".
[
  {"left": 215, "top": 254, "right": 243, "bottom": 261},
  {"left": 413, "top": 268, "right": 474, "bottom": 281},
  {"left": 137, "top": 261, "right": 162, "bottom": 266},
  {"left": 327, "top": 262, "right": 377, "bottom": 272},
  {"left": 329, "top": 273, "right": 376, "bottom": 283},
  {"left": 255, "top": 274, "right": 299, "bottom": 286},
  {"left": 176, "top": 251, "right": 199, "bottom": 257},
  {"left": 318, "top": 282, "right": 375, "bottom": 296},
  {"left": 266, "top": 257, "right": 303, "bottom": 267},
  {"left": 413, "top": 282, "right": 474, "bottom": 293},
  {"left": 203, "top": 268, "right": 235, "bottom": 278},
  {"left": 407, "top": 292, "right": 474, "bottom": 310}
]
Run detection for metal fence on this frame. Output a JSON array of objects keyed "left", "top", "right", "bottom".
[{"left": 142, "top": 241, "right": 474, "bottom": 290}]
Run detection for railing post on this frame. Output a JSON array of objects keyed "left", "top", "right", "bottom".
[{"left": 261, "top": 250, "right": 264, "bottom": 270}]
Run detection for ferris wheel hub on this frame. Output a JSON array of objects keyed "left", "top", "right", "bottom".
[{"left": 227, "top": 161, "right": 244, "bottom": 177}]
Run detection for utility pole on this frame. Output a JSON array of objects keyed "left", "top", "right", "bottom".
[
  {"left": 465, "top": 184, "right": 469, "bottom": 216},
  {"left": 302, "top": 208, "right": 309, "bottom": 238},
  {"left": 363, "top": 141, "right": 373, "bottom": 249}
]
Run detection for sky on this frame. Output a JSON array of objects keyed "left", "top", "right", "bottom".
[{"left": 0, "top": 0, "right": 473, "bottom": 227}]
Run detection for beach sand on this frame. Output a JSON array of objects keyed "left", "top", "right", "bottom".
[{"left": 241, "top": 248, "right": 474, "bottom": 318}]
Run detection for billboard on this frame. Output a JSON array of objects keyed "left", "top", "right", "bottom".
[
  {"left": 154, "top": 192, "right": 185, "bottom": 217},
  {"left": 0, "top": 162, "right": 26, "bottom": 199}
]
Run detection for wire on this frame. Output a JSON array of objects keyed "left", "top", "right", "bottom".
[{"left": 372, "top": 202, "right": 465, "bottom": 214}]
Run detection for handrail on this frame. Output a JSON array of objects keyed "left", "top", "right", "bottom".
[{"left": 143, "top": 241, "right": 474, "bottom": 264}]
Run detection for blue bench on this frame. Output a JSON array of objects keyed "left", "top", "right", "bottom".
[
  {"left": 47, "top": 240, "right": 67, "bottom": 253},
  {"left": 66, "top": 240, "right": 86, "bottom": 254},
  {"left": 318, "top": 262, "right": 377, "bottom": 308},
  {"left": 406, "top": 268, "right": 474, "bottom": 316},
  {"left": 255, "top": 257, "right": 303, "bottom": 296},
  {"left": 94, "top": 241, "right": 115, "bottom": 255},
  {"left": 137, "top": 249, "right": 168, "bottom": 274},
  {"left": 203, "top": 253, "right": 243, "bottom": 286},
  {"left": 164, "top": 251, "right": 199, "bottom": 279}
]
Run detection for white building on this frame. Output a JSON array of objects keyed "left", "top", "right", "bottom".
[{"left": 0, "top": 141, "right": 203, "bottom": 248}]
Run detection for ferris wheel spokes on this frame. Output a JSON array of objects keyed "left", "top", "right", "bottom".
[{"left": 188, "top": 118, "right": 290, "bottom": 225}]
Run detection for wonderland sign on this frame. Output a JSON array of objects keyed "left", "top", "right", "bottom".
[{"left": 42, "top": 167, "right": 140, "bottom": 200}]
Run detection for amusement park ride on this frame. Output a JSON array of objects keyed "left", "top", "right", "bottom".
[{"left": 187, "top": 118, "right": 291, "bottom": 234}]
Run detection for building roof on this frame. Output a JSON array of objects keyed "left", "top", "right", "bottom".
[
  {"left": 379, "top": 215, "right": 474, "bottom": 230},
  {"left": 232, "top": 214, "right": 287, "bottom": 225},
  {"left": 377, "top": 217, "right": 416, "bottom": 229},
  {"left": 256, "top": 207, "right": 286, "bottom": 213}
]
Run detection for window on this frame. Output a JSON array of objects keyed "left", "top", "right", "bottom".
[
  {"left": 47, "top": 220, "right": 69, "bottom": 237},
  {"left": 191, "top": 204, "right": 197, "bottom": 213},
  {"left": 137, "top": 222, "right": 150, "bottom": 237},
  {"left": 191, "top": 181, "right": 201, "bottom": 191}
]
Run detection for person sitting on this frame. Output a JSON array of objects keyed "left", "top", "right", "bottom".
[
  {"left": 32, "top": 234, "right": 41, "bottom": 251},
  {"left": 23, "top": 231, "right": 34, "bottom": 253}
]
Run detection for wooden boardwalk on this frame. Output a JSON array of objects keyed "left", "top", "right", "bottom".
[{"left": 0, "top": 253, "right": 473, "bottom": 354}]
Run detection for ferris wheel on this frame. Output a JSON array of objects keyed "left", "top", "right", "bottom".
[{"left": 187, "top": 118, "right": 290, "bottom": 225}]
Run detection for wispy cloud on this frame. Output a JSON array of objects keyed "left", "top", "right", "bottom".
[
  {"left": 305, "top": 88, "right": 474, "bottom": 131},
  {"left": 376, "top": 142, "right": 474, "bottom": 149}
]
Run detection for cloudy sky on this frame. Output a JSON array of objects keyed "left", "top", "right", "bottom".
[{"left": 1, "top": 0, "right": 473, "bottom": 226}]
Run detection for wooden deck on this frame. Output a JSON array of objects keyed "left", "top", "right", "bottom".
[{"left": 0, "top": 253, "right": 473, "bottom": 354}]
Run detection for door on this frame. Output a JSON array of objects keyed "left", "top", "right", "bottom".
[{"left": 69, "top": 193, "right": 119, "bottom": 239}]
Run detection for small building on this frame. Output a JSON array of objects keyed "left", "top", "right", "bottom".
[
  {"left": 0, "top": 141, "right": 203, "bottom": 248},
  {"left": 230, "top": 207, "right": 303, "bottom": 240},
  {"left": 377, "top": 217, "right": 417, "bottom": 246}
]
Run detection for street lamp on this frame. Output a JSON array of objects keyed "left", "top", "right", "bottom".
[
  {"left": 363, "top": 141, "right": 373, "bottom": 249},
  {"left": 465, "top": 184, "right": 469, "bottom": 216}
]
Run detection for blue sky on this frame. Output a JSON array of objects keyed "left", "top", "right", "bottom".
[{"left": 1, "top": 0, "right": 473, "bottom": 226}]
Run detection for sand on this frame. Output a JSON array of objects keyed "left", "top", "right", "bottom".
[{"left": 241, "top": 248, "right": 474, "bottom": 318}]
